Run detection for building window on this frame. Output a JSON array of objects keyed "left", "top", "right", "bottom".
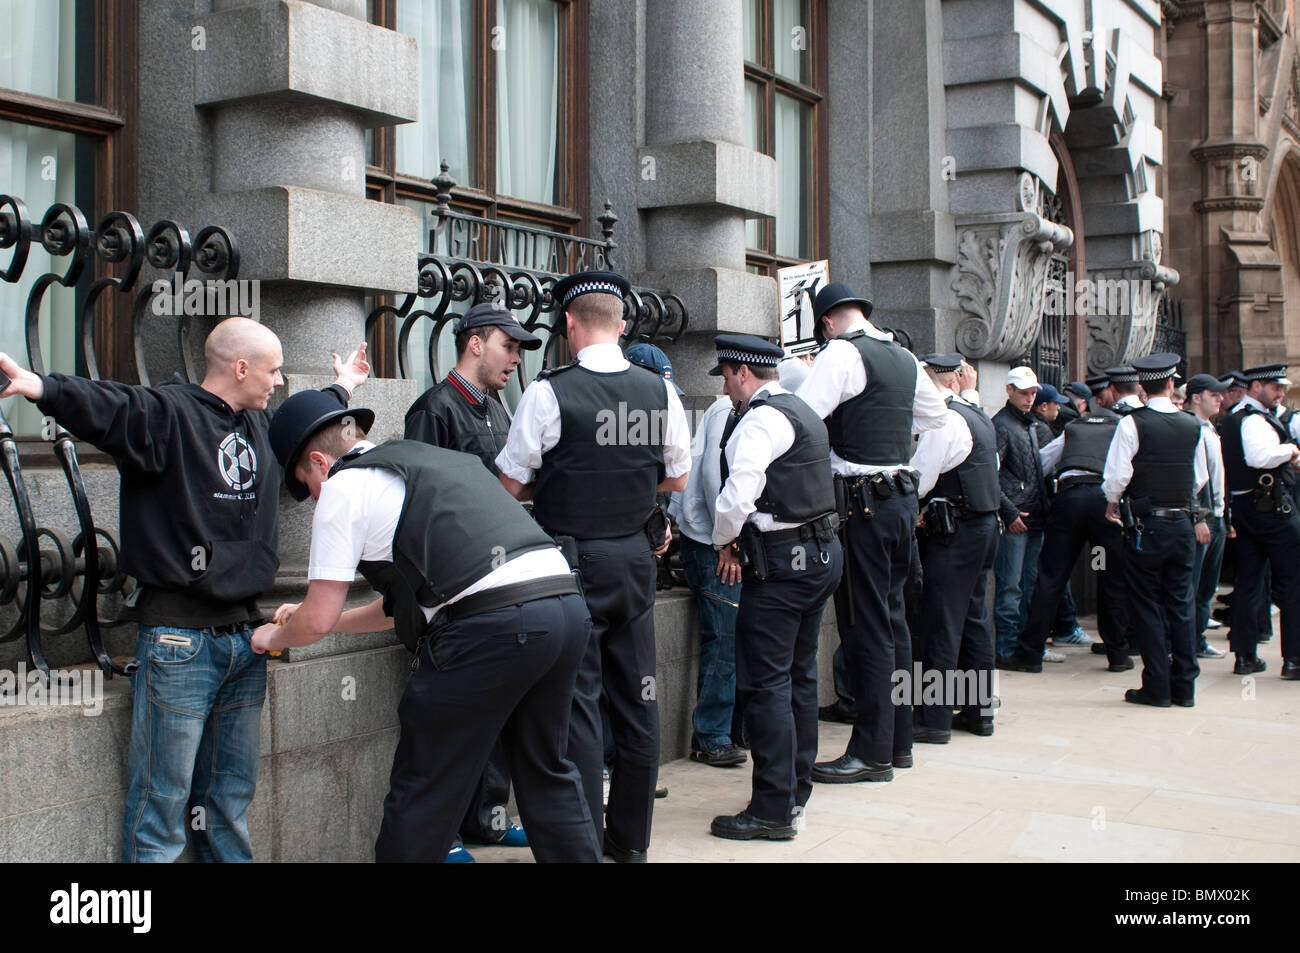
[
  {"left": 0, "top": 0, "right": 134, "bottom": 434},
  {"left": 742, "top": 0, "right": 826, "bottom": 277}
]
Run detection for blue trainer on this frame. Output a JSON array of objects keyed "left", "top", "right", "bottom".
[{"left": 498, "top": 824, "right": 529, "bottom": 848}]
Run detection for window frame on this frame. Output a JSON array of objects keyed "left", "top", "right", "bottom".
[
  {"left": 366, "top": 0, "right": 589, "bottom": 376},
  {"left": 743, "top": 0, "right": 828, "bottom": 278}
]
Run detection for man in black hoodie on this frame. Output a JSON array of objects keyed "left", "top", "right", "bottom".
[{"left": 0, "top": 318, "right": 368, "bottom": 862}]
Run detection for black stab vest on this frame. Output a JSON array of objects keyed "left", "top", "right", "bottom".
[
  {"left": 531, "top": 363, "right": 668, "bottom": 539},
  {"left": 1126, "top": 408, "right": 1201, "bottom": 507},
  {"left": 1219, "top": 404, "right": 1296, "bottom": 493},
  {"left": 336, "top": 441, "right": 558, "bottom": 651},
  {"left": 825, "top": 331, "right": 917, "bottom": 466},
  {"left": 1058, "top": 415, "right": 1119, "bottom": 475},
  {"left": 932, "top": 398, "right": 1000, "bottom": 512},
  {"left": 723, "top": 390, "right": 836, "bottom": 524}
]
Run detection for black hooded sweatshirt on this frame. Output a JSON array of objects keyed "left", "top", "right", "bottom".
[{"left": 37, "top": 373, "right": 348, "bottom": 626}]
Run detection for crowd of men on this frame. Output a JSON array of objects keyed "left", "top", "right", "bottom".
[{"left": 2, "top": 267, "right": 1297, "bottom": 864}]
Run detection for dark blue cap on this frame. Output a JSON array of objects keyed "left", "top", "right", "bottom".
[
  {"left": 1032, "top": 383, "right": 1070, "bottom": 406},
  {"left": 1243, "top": 362, "right": 1290, "bottom": 384},
  {"left": 456, "top": 301, "right": 541, "bottom": 350},
  {"left": 918, "top": 353, "right": 963, "bottom": 372},
  {"left": 1186, "top": 373, "right": 1229, "bottom": 396},
  {"left": 270, "top": 391, "right": 376, "bottom": 501},
  {"left": 625, "top": 342, "right": 684, "bottom": 395},
  {"left": 552, "top": 269, "right": 631, "bottom": 312},
  {"left": 710, "top": 334, "right": 784, "bottom": 376},
  {"left": 1085, "top": 373, "right": 1110, "bottom": 392},
  {"left": 1131, "top": 352, "right": 1181, "bottom": 382},
  {"left": 1220, "top": 370, "right": 1248, "bottom": 387},
  {"left": 1065, "top": 381, "right": 1092, "bottom": 400}
]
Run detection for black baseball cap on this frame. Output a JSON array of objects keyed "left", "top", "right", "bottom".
[
  {"left": 1186, "top": 373, "right": 1229, "bottom": 397},
  {"left": 456, "top": 301, "right": 541, "bottom": 350}
]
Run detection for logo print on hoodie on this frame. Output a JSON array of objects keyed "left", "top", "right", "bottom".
[{"left": 218, "top": 432, "right": 257, "bottom": 491}]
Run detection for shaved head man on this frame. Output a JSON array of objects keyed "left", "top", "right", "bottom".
[{"left": 0, "top": 318, "right": 369, "bottom": 863}]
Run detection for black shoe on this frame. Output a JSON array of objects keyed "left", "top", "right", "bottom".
[
  {"left": 1091, "top": 642, "right": 1108, "bottom": 655},
  {"left": 892, "top": 750, "right": 914, "bottom": 768},
  {"left": 817, "top": 702, "right": 855, "bottom": 724},
  {"left": 655, "top": 786, "right": 668, "bottom": 799},
  {"left": 1233, "top": 655, "right": 1267, "bottom": 675},
  {"left": 1281, "top": 658, "right": 1300, "bottom": 680},
  {"left": 1108, "top": 657, "right": 1135, "bottom": 672},
  {"left": 1124, "top": 689, "right": 1171, "bottom": 708},
  {"left": 603, "top": 834, "right": 647, "bottom": 863},
  {"left": 996, "top": 651, "right": 1042, "bottom": 673},
  {"left": 912, "top": 725, "right": 951, "bottom": 744},
  {"left": 1211, "top": 606, "right": 1231, "bottom": 624},
  {"left": 811, "top": 754, "right": 893, "bottom": 784},
  {"left": 690, "top": 744, "right": 748, "bottom": 767},
  {"left": 1257, "top": 634, "right": 1273, "bottom": 644},
  {"left": 1170, "top": 696, "right": 1195, "bottom": 708},
  {"left": 951, "top": 711, "right": 994, "bottom": 736},
  {"left": 709, "top": 810, "right": 797, "bottom": 841}
]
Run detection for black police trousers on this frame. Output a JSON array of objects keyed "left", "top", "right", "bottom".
[
  {"left": 374, "top": 593, "right": 600, "bottom": 863},
  {"left": 1017, "top": 484, "right": 1131, "bottom": 664},
  {"left": 567, "top": 532, "right": 659, "bottom": 853},
  {"left": 1125, "top": 514, "right": 1199, "bottom": 703},
  {"left": 735, "top": 533, "right": 842, "bottom": 823},
  {"left": 914, "top": 512, "right": 998, "bottom": 730},
  {"left": 1228, "top": 501, "right": 1300, "bottom": 660},
  {"left": 832, "top": 488, "right": 918, "bottom": 764}
]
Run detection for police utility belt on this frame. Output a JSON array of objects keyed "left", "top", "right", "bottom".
[
  {"left": 738, "top": 514, "right": 839, "bottom": 582},
  {"left": 833, "top": 470, "right": 918, "bottom": 521},
  {"left": 1252, "top": 472, "right": 1296, "bottom": 516},
  {"left": 1051, "top": 472, "right": 1103, "bottom": 494},
  {"left": 433, "top": 573, "right": 582, "bottom": 626},
  {"left": 921, "top": 497, "right": 985, "bottom": 537}
]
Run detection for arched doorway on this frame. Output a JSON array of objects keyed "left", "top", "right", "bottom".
[{"left": 1270, "top": 152, "right": 1300, "bottom": 380}]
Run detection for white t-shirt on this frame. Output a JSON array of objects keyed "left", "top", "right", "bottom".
[{"left": 308, "top": 443, "right": 572, "bottom": 620}]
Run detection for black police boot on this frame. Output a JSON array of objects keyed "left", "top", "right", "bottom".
[{"left": 1233, "top": 655, "right": 1267, "bottom": 675}]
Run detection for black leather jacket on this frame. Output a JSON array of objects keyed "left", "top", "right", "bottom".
[{"left": 404, "top": 374, "right": 510, "bottom": 474}]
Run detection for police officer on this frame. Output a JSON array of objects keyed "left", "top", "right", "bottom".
[
  {"left": 909, "top": 355, "right": 1001, "bottom": 741},
  {"left": 1101, "top": 353, "right": 1211, "bottom": 707},
  {"left": 1217, "top": 363, "right": 1300, "bottom": 679},
  {"left": 796, "top": 283, "right": 948, "bottom": 783},
  {"left": 999, "top": 384, "right": 1134, "bottom": 674},
  {"left": 496, "top": 269, "right": 691, "bottom": 861},
  {"left": 706, "top": 335, "right": 842, "bottom": 839},
  {"left": 1107, "top": 366, "right": 1145, "bottom": 415},
  {"left": 255, "top": 391, "right": 599, "bottom": 862},
  {"left": 403, "top": 299, "right": 541, "bottom": 859},
  {"left": 1086, "top": 373, "right": 1116, "bottom": 415}
]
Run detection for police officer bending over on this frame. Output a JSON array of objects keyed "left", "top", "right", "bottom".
[
  {"left": 1101, "top": 353, "right": 1211, "bottom": 708},
  {"left": 909, "top": 354, "right": 1001, "bottom": 741},
  {"left": 496, "top": 269, "right": 691, "bottom": 862},
  {"left": 254, "top": 391, "right": 600, "bottom": 862},
  {"left": 707, "top": 335, "right": 842, "bottom": 840}
]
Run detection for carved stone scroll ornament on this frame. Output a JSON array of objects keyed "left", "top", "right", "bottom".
[
  {"left": 952, "top": 212, "right": 1074, "bottom": 361},
  {"left": 1084, "top": 260, "right": 1180, "bottom": 372}
]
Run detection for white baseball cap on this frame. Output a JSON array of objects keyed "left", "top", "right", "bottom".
[{"left": 1006, "top": 366, "right": 1039, "bottom": 390}]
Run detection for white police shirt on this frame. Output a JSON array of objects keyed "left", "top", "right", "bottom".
[
  {"left": 495, "top": 341, "right": 691, "bottom": 484},
  {"left": 910, "top": 399, "right": 973, "bottom": 499},
  {"left": 712, "top": 382, "right": 804, "bottom": 546},
  {"left": 1227, "top": 396, "right": 1299, "bottom": 495},
  {"left": 309, "top": 442, "right": 571, "bottom": 620},
  {"left": 795, "top": 317, "right": 948, "bottom": 476},
  {"left": 1100, "top": 398, "right": 1210, "bottom": 505}
]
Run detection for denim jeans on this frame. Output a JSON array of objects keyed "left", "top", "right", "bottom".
[
  {"left": 994, "top": 528, "right": 1044, "bottom": 657},
  {"left": 121, "top": 624, "right": 266, "bottom": 862},
  {"left": 1193, "top": 516, "right": 1226, "bottom": 648},
  {"left": 679, "top": 535, "right": 741, "bottom": 751}
]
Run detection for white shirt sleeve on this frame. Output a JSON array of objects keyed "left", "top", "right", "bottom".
[
  {"left": 1205, "top": 430, "right": 1225, "bottom": 517},
  {"left": 1241, "top": 412, "right": 1296, "bottom": 469},
  {"left": 1039, "top": 432, "right": 1065, "bottom": 473},
  {"left": 910, "top": 409, "right": 971, "bottom": 498},
  {"left": 795, "top": 340, "right": 863, "bottom": 419},
  {"left": 495, "top": 378, "right": 561, "bottom": 483},
  {"left": 711, "top": 406, "right": 796, "bottom": 546},
  {"left": 661, "top": 380, "right": 692, "bottom": 479},
  {"left": 1101, "top": 415, "right": 1139, "bottom": 503},
  {"left": 1193, "top": 428, "right": 1209, "bottom": 499},
  {"left": 307, "top": 469, "right": 404, "bottom": 581}
]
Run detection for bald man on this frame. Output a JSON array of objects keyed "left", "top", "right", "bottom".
[{"left": 0, "top": 317, "right": 369, "bottom": 862}]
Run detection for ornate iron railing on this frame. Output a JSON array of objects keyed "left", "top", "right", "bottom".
[
  {"left": 1153, "top": 293, "right": 1187, "bottom": 378},
  {"left": 367, "top": 163, "right": 689, "bottom": 387},
  {"left": 0, "top": 194, "right": 241, "bottom": 682}
]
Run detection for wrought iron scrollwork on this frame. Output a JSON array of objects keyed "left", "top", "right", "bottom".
[{"left": 371, "top": 171, "right": 689, "bottom": 385}]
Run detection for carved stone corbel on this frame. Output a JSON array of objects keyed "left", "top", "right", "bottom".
[
  {"left": 951, "top": 212, "right": 1074, "bottom": 361},
  {"left": 1084, "top": 260, "right": 1180, "bottom": 371}
]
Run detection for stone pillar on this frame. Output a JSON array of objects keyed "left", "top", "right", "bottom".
[{"left": 637, "top": 0, "right": 777, "bottom": 398}]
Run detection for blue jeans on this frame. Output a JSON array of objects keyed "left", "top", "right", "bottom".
[
  {"left": 680, "top": 535, "right": 741, "bottom": 751},
  {"left": 121, "top": 624, "right": 267, "bottom": 862},
  {"left": 1193, "top": 516, "right": 1226, "bottom": 647},
  {"left": 994, "top": 528, "right": 1043, "bottom": 657}
]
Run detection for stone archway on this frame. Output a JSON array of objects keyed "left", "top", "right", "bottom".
[{"left": 1269, "top": 151, "right": 1300, "bottom": 370}]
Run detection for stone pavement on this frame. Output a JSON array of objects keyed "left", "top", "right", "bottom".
[{"left": 472, "top": 617, "right": 1300, "bottom": 863}]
